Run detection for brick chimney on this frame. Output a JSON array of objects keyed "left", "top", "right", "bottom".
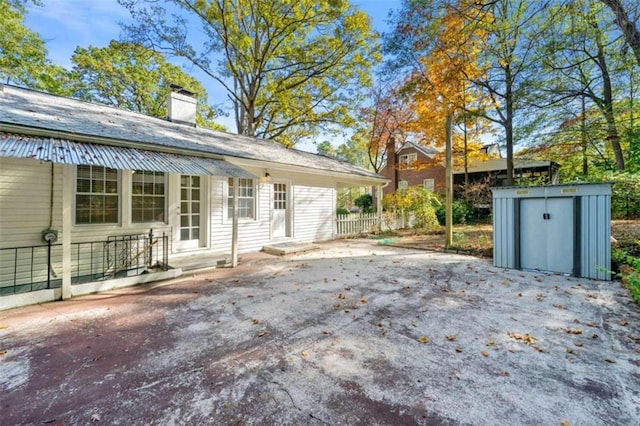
[
  {"left": 384, "top": 137, "right": 397, "bottom": 194},
  {"left": 167, "top": 85, "right": 197, "bottom": 127}
]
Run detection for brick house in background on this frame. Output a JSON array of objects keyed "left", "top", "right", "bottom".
[
  {"left": 381, "top": 138, "right": 560, "bottom": 199},
  {"left": 381, "top": 139, "right": 444, "bottom": 198}
]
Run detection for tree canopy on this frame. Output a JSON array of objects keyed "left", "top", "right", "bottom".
[
  {"left": 120, "top": 0, "right": 380, "bottom": 147},
  {"left": 70, "top": 40, "right": 223, "bottom": 128}
]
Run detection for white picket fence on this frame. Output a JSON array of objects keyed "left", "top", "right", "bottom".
[
  {"left": 335, "top": 213, "right": 379, "bottom": 237},
  {"left": 336, "top": 212, "right": 418, "bottom": 237}
]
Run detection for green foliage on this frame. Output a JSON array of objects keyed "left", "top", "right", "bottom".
[
  {"left": 0, "top": 0, "right": 70, "bottom": 94},
  {"left": 354, "top": 194, "right": 373, "bottom": 214},
  {"left": 316, "top": 141, "right": 337, "bottom": 158},
  {"left": 122, "top": 0, "right": 380, "bottom": 146},
  {"left": 336, "top": 207, "right": 350, "bottom": 215},
  {"left": 587, "top": 171, "right": 640, "bottom": 219},
  {"left": 435, "top": 200, "right": 474, "bottom": 226},
  {"left": 612, "top": 248, "right": 640, "bottom": 304},
  {"left": 383, "top": 187, "right": 440, "bottom": 232},
  {"left": 70, "top": 41, "right": 223, "bottom": 129}
]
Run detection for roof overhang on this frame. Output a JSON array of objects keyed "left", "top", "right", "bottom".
[{"left": 0, "top": 134, "right": 254, "bottom": 178}]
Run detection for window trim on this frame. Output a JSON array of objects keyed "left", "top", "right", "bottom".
[
  {"left": 74, "top": 165, "right": 121, "bottom": 226},
  {"left": 226, "top": 177, "right": 257, "bottom": 221},
  {"left": 398, "top": 152, "right": 417, "bottom": 170},
  {"left": 131, "top": 170, "right": 167, "bottom": 224},
  {"left": 423, "top": 178, "right": 435, "bottom": 192}
]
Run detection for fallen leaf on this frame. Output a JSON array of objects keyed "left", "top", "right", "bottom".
[
  {"left": 481, "top": 350, "right": 488, "bottom": 357},
  {"left": 586, "top": 322, "right": 597, "bottom": 328},
  {"left": 592, "top": 334, "right": 599, "bottom": 339},
  {"left": 574, "top": 342, "right": 584, "bottom": 347},
  {"left": 418, "top": 336, "right": 430, "bottom": 344},
  {"left": 565, "top": 328, "right": 583, "bottom": 335},
  {"left": 553, "top": 304, "right": 565, "bottom": 309},
  {"left": 536, "top": 293, "right": 545, "bottom": 301},
  {"left": 499, "top": 371, "right": 510, "bottom": 377},
  {"left": 486, "top": 340, "right": 495, "bottom": 347},
  {"left": 604, "top": 357, "right": 616, "bottom": 363},
  {"left": 91, "top": 413, "right": 101, "bottom": 422},
  {"left": 618, "top": 320, "right": 628, "bottom": 326},
  {"left": 0, "top": 349, "right": 7, "bottom": 355},
  {"left": 247, "top": 294, "right": 254, "bottom": 298},
  {"left": 257, "top": 331, "right": 266, "bottom": 337},
  {"left": 301, "top": 351, "right": 308, "bottom": 357},
  {"left": 560, "top": 420, "right": 570, "bottom": 426},
  {"left": 322, "top": 330, "right": 330, "bottom": 335},
  {"left": 508, "top": 332, "right": 537, "bottom": 345},
  {"left": 629, "top": 335, "right": 640, "bottom": 343},
  {"left": 411, "top": 321, "right": 417, "bottom": 327},
  {"left": 455, "top": 347, "right": 463, "bottom": 353},
  {"left": 338, "top": 293, "right": 345, "bottom": 299},
  {"left": 565, "top": 347, "right": 574, "bottom": 354},
  {"left": 0, "top": 324, "right": 8, "bottom": 330},
  {"left": 446, "top": 335, "right": 457, "bottom": 341},
  {"left": 252, "top": 319, "right": 260, "bottom": 325},
  {"left": 568, "top": 358, "right": 575, "bottom": 364},
  {"left": 360, "top": 297, "right": 368, "bottom": 304},
  {"left": 377, "top": 322, "right": 384, "bottom": 328}
]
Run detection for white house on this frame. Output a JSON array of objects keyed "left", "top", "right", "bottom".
[{"left": 0, "top": 84, "right": 388, "bottom": 309}]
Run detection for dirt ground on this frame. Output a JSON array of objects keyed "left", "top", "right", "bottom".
[{"left": 1, "top": 239, "right": 639, "bottom": 425}]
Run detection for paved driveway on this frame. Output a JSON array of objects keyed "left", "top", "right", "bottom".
[{"left": 1, "top": 239, "right": 639, "bottom": 425}]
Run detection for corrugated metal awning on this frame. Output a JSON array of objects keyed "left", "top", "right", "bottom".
[{"left": 0, "top": 134, "right": 253, "bottom": 178}]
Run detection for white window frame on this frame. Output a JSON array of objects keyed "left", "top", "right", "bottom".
[
  {"left": 423, "top": 178, "right": 435, "bottom": 192},
  {"left": 399, "top": 153, "right": 417, "bottom": 170},
  {"left": 398, "top": 180, "right": 409, "bottom": 190},
  {"left": 74, "top": 165, "right": 120, "bottom": 225},
  {"left": 227, "top": 178, "right": 256, "bottom": 220},
  {"left": 131, "top": 170, "right": 167, "bottom": 223}
]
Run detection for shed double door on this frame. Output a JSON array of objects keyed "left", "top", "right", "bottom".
[{"left": 519, "top": 197, "right": 574, "bottom": 274}]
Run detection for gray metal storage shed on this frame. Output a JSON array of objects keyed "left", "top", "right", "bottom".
[{"left": 492, "top": 183, "right": 612, "bottom": 280}]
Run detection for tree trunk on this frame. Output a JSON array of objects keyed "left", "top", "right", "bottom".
[
  {"left": 505, "top": 65, "right": 514, "bottom": 186},
  {"left": 596, "top": 32, "right": 625, "bottom": 171},
  {"left": 581, "top": 94, "right": 588, "bottom": 177},
  {"left": 600, "top": 0, "right": 640, "bottom": 66}
]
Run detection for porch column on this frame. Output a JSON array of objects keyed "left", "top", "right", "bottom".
[
  {"left": 376, "top": 185, "right": 383, "bottom": 232},
  {"left": 231, "top": 177, "right": 239, "bottom": 267},
  {"left": 61, "top": 165, "right": 73, "bottom": 299}
]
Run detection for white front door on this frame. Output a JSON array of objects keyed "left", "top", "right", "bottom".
[
  {"left": 177, "top": 175, "right": 203, "bottom": 250},
  {"left": 272, "top": 183, "right": 289, "bottom": 239}
]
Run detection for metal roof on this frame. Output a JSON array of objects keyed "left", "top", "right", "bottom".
[
  {"left": 0, "top": 134, "right": 254, "bottom": 178},
  {"left": 0, "top": 85, "right": 387, "bottom": 184}
]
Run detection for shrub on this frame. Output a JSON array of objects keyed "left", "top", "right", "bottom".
[
  {"left": 336, "top": 207, "right": 350, "bottom": 215},
  {"left": 435, "top": 200, "right": 474, "bottom": 225},
  {"left": 383, "top": 187, "right": 440, "bottom": 232},
  {"left": 354, "top": 194, "right": 374, "bottom": 214}
]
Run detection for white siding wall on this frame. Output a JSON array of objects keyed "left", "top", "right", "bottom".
[
  {"left": 0, "top": 158, "right": 64, "bottom": 290},
  {"left": 0, "top": 158, "right": 63, "bottom": 248},
  {"left": 293, "top": 184, "right": 336, "bottom": 243},
  {"left": 208, "top": 177, "right": 272, "bottom": 254}
]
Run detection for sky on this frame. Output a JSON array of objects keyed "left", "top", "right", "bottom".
[{"left": 24, "top": 0, "right": 402, "bottom": 152}]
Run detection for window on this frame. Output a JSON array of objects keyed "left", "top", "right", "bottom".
[
  {"left": 132, "top": 170, "right": 166, "bottom": 223},
  {"left": 399, "top": 153, "right": 417, "bottom": 170},
  {"left": 227, "top": 178, "right": 255, "bottom": 219},
  {"left": 76, "top": 165, "right": 119, "bottom": 224},
  {"left": 398, "top": 180, "right": 408, "bottom": 190},
  {"left": 423, "top": 178, "right": 435, "bottom": 192}
]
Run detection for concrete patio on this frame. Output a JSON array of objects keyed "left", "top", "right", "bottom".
[{"left": 1, "top": 239, "right": 639, "bottom": 425}]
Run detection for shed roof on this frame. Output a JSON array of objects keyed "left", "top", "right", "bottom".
[
  {"left": 453, "top": 158, "right": 558, "bottom": 174},
  {"left": 0, "top": 85, "right": 387, "bottom": 184}
]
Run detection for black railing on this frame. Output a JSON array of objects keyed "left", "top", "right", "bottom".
[
  {"left": 1, "top": 230, "right": 170, "bottom": 296},
  {"left": 0, "top": 244, "right": 62, "bottom": 295}
]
